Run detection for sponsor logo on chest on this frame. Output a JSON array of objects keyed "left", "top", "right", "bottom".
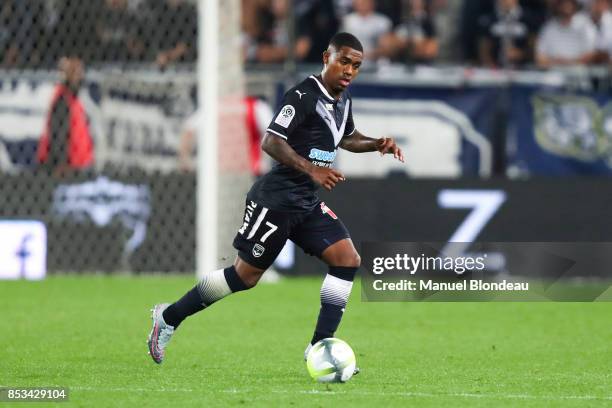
[{"left": 308, "top": 148, "right": 337, "bottom": 168}]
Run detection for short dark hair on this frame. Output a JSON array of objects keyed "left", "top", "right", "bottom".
[{"left": 329, "top": 32, "right": 363, "bottom": 53}]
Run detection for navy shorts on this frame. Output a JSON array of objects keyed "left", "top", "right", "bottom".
[{"left": 233, "top": 199, "right": 350, "bottom": 270}]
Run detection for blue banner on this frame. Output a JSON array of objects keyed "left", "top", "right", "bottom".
[
  {"left": 348, "top": 83, "right": 499, "bottom": 177},
  {"left": 510, "top": 85, "right": 612, "bottom": 175}
]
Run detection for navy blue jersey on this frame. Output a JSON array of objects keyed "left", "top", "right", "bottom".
[{"left": 247, "top": 75, "right": 356, "bottom": 212}]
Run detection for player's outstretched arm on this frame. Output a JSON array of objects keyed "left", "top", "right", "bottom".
[
  {"left": 340, "top": 130, "right": 404, "bottom": 162},
  {"left": 262, "top": 132, "right": 345, "bottom": 191}
]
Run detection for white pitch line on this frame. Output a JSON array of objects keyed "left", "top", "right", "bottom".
[
  {"left": 72, "top": 386, "right": 196, "bottom": 393},
  {"left": 289, "top": 390, "right": 612, "bottom": 401},
  {"left": 66, "top": 386, "right": 612, "bottom": 401}
]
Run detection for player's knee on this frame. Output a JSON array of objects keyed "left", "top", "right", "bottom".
[
  {"left": 349, "top": 252, "right": 361, "bottom": 268},
  {"left": 240, "top": 270, "right": 264, "bottom": 288},
  {"left": 234, "top": 258, "right": 266, "bottom": 288},
  {"left": 235, "top": 268, "right": 264, "bottom": 288},
  {"left": 336, "top": 251, "right": 360, "bottom": 268}
]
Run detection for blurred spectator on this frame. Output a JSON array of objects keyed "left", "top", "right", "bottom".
[
  {"left": 536, "top": 0, "right": 597, "bottom": 67},
  {"left": 142, "top": 0, "right": 197, "bottom": 68},
  {"left": 431, "top": 0, "right": 465, "bottom": 62},
  {"left": 34, "top": 0, "right": 64, "bottom": 68},
  {"left": 461, "top": 0, "right": 494, "bottom": 63},
  {"left": 295, "top": 0, "right": 340, "bottom": 63},
  {"left": 250, "top": 0, "right": 292, "bottom": 63},
  {"left": 37, "top": 57, "right": 94, "bottom": 174},
  {"left": 341, "top": 0, "right": 393, "bottom": 62},
  {"left": 379, "top": 0, "right": 439, "bottom": 64},
  {"left": 477, "top": 0, "right": 539, "bottom": 68},
  {"left": 55, "top": 0, "right": 98, "bottom": 64},
  {"left": 94, "top": 0, "right": 145, "bottom": 63},
  {"left": 334, "top": 0, "right": 354, "bottom": 19},
  {"left": 241, "top": 0, "right": 262, "bottom": 62},
  {"left": 242, "top": 0, "right": 263, "bottom": 43},
  {"left": 376, "top": 0, "right": 404, "bottom": 27},
  {"left": 580, "top": 0, "right": 612, "bottom": 63},
  {"left": 521, "top": 0, "right": 552, "bottom": 26},
  {"left": 246, "top": 0, "right": 340, "bottom": 64},
  {"left": 0, "top": 0, "right": 36, "bottom": 67}
]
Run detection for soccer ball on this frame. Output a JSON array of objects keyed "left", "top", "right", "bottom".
[{"left": 306, "top": 338, "right": 356, "bottom": 383}]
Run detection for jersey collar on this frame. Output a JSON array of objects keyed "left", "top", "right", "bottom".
[{"left": 309, "top": 75, "right": 336, "bottom": 102}]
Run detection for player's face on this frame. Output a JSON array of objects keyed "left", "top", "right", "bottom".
[{"left": 322, "top": 46, "right": 363, "bottom": 96}]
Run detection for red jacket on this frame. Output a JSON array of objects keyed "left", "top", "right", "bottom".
[
  {"left": 244, "top": 96, "right": 262, "bottom": 175},
  {"left": 38, "top": 84, "right": 94, "bottom": 168}
]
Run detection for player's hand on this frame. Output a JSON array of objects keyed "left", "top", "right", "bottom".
[
  {"left": 309, "top": 166, "right": 346, "bottom": 191},
  {"left": 376, "top": 137, "right": 404, "bottom": 162}
]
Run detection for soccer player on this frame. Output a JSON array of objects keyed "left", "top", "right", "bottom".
[{"left": 148, "top": 32, "right": 404, "bottom": 366}]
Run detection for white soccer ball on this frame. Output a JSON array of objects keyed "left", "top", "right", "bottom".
[{"left": 306, "top": 338, "right": 356, "bottom": 383}]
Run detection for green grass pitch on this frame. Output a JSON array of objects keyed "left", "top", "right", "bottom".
[{"left": 1, "top": 275, "right": 611, "bottom": 407}]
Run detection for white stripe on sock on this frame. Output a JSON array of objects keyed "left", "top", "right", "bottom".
[
  {"left": 197, "top": 269, "right": 232, "bottom": 306},
  {"left": 320, "top": 274, "right": 353, "bottom": 308}
]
